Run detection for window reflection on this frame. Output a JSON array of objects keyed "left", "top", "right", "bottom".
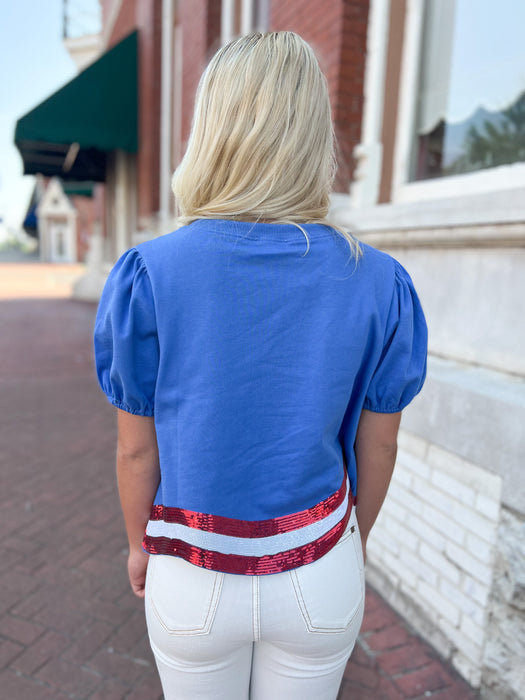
[{"left": 412, "top": 0, "right": 525, "bottom": 180}]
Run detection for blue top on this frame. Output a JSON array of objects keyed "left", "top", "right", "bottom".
[{"left": 94, "top": 219, "right": 427, "bottom": 523}]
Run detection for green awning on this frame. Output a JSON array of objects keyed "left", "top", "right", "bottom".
[
  {"left": 63, "top": 181, "right": 94, "bottom": 197},
  {"left": 15, "top": 31, "right": 137, "bottom": 182}
]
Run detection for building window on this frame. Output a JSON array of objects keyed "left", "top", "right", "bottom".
[{"left": 411, "top": 0, "right": 525, "bottom": 181}]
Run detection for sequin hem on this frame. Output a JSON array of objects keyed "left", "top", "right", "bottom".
[
  {"left": 143, "top": 505, "right": 352, "bottom": 575},
  {"left": 149, "top": 475, "right": 348, "bottom": 537}
]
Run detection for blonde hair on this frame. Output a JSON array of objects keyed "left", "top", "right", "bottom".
[{"left": 172, "top": 31, "right": 360, "bottom": 256}]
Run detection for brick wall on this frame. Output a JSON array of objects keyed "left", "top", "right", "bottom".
[
  {"left": 99, "top": 1, "right": 367, "bottom": 236},
  {"left": 174, "top": 0, "right": 367, "bottom": 192},
  {"left": 106, "top": 0, "right": 137, "bottom": 47},
  {"left": 367, "top": 430, "right": 501, "bottom": 688},
  {"left": 338, "top": 2, "right": 368, "bottom": 192},
  {"left": 135, "top": 1, "right": 162, "bottom": 224},
  {"left": 106, "top": 0, "right": 161, "bottom": 226},
  {"left": 179, "top": 0, "right": 221, "bottom": 149},
  {"left": 271, "top": 0, "right": 369, "bottom": 192}
]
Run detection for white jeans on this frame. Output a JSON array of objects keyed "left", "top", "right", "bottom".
[{"left": 144, "top": 507, "right": 365, "bottom": 700}]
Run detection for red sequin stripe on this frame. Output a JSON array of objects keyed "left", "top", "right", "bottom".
[
  {"left": 149, "top": 475, "right": 348, "bottom": 538},
  {"left": 142, "top": 506, "right": 352, "bottom": 575}
]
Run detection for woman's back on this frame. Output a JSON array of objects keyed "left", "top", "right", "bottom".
[
  {"left": 94, "top": 31, "right": 428, "bottom": 699},
  {"left": 95, "top": 219, "right": 426, "bottom": 570}
]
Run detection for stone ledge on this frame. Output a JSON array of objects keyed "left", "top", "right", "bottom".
[
  {"left": 330, "top": 189, "right": 525, "bottom": 233},
  {"left": 353, "top": 223, "right": 525, "bottom": 249},
  {"left": 402, "top": 357, "right": 523, "bottom": 514}
]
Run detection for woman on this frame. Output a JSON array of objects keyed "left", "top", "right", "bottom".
[{"left": 94, "top": 31, "right": 427, "bottom": 700}]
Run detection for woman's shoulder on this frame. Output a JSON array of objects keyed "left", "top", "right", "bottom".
[
  {"left": 357, "top": 240, "right": 397, "bottom": 270},
  {"left": 346, "top": 240, "right": 401, "bottom": 289},
  {"left": 333, "top": 240, "right": 420, "bottom": 312},
  {"left": 129, "top": 226, "right": 204, "bottom": 280},
  {"left": 136, "top": 225, "right": 193, "bottom": 258}
]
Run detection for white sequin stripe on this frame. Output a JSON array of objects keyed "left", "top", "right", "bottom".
[{"left": 145, "top": 484, "right": 350, "bottom": 557}]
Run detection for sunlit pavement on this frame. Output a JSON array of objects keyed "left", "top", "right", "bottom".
[
  {"left": 0, "top": 263, "right": 479, "bottom": 699},
  {"left": 0, "top": 260, "right": 85, "bottom": 300}
]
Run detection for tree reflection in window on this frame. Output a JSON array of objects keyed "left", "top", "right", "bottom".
[
  {"left": 412, "top": 0, "right": 525, "bottom": 181},
  {"left": 416, "top": 91, "right": 525, "bottom": 180}
]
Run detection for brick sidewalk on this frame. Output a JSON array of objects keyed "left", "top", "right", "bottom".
[{"left": 0, "top": 286, "right": 479, "bottom": 699}]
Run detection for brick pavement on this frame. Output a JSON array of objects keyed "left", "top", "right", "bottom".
[{"left": 0, "top": 263, "right": 480, "bottom": 699}]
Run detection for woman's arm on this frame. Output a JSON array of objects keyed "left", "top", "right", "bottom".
[
  {"left": 354, "top": 409, "right": 402, "bottom": 559},
  {"left": 116, "top": 409, "right": 160, "bottom": 597}
]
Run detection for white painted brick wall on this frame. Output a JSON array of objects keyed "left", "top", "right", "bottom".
[
  {"left": 397, "top": 430, "right": 429, "bottom": 460},
  {"left": 461, "top": 575, "right": 490, "bottom": 608},
  {"left": 475, "top": 492, "right": 500, "bottom": 521},
  {"left": 405, "top": 513, "right": 446, "bottom": 550},
  {"left": 445, "top": 542, "right": 493, "bottom": 586},
  {"left": 417, "top": 580, "right": 460, "bottom": 626},
  {"left": 401, "top": 548, "right": 439, "bottom": 587},
  {"left": 430, "top": 471, "right": 476, "bottom": 507},
  {"left": 367, "top": 429, "right": 502, "bottom": 688},
  {"left": 420, "top": 503, "right": 467, "bottom": 544},
  {"left": 440, "top": 618, "right": 483, "bottom": 687},
  {"left": 419, "top": 542, "right": 460, "bottom": 584}
]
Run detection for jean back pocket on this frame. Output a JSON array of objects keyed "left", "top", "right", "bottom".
[
  {"left": 147, "top": 555, "right": 224, "bottom": 636},
  {"left": 289, "top": 514, "right": 365, "bottom": 633}
]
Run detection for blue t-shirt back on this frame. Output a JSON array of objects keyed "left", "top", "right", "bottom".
[{"left": 94, "top": 220, "right": 427, "bottom": 521}]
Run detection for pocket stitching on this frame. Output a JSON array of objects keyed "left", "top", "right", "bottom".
[
  {"left": 149, "top": 559, "right": 224, "bottom": 636},
  {"left": 289, "top": 524, "right": 365, "bottom": 634},
  {"left": 290, "top": 569, "right": 358, "bottom": 634},
  {"left": 203, "top": 572, "right": 224, "bottom": 635}
]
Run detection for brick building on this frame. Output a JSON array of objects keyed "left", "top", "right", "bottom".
[
  {"left": 15, "top": 2, "right": 525, "bottom": 698},
  {"left": 95, "top": 0, "right": 369, "bottom": 252},
  {"left": 14, "top": 0, "right": 369, "bottom": 276}
]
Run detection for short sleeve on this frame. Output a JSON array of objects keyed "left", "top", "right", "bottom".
[
  {"left": 364, "top": 261, "right": 428, "bottom": 413},
  {"left": 94, "top": 249, "right": 159, "bottom": 416}
]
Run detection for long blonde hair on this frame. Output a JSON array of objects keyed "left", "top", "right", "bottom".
[{"left": 172, "top": 31, "right": 359, "bottom": 256}]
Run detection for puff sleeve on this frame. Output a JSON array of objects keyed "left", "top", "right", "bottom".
[
  {"left": 94, "top": 249, "right": 159, "bottom": 416},
  {"left": 364, "top": 261, "right": 428, "bottom": 413}
]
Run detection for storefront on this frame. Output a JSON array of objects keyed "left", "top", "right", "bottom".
[
  {"left": 15, "top": 29, "right": 138, "bottom": 287},
  {"left": 332, "top": 2, "right": 525, "bottom": 696}
]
